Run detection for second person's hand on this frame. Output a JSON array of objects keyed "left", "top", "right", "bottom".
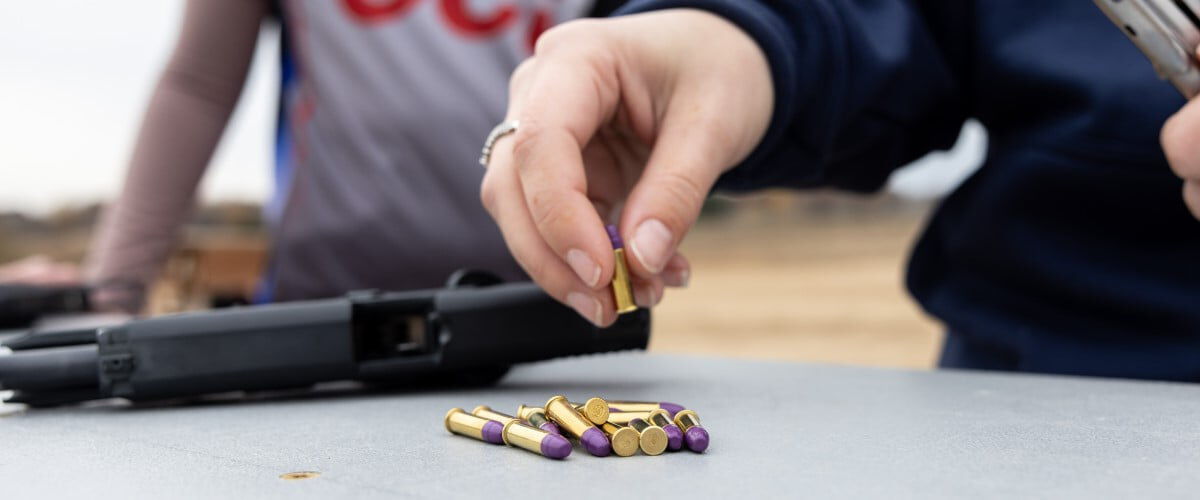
[{"left": 480, "top": 9, "right": 774, "bottom": 325}]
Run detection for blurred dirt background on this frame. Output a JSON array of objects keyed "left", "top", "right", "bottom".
[{"left": 0, "top": 192, "right": 942, "bottom": 369}]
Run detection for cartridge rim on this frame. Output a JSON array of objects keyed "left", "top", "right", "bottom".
[
  {"left": 444, "top": 407, "right": 466, "bottom": 434},
  {"left": 500, "top": 419, "right": 517, "bottom": 446},
  {"left": 639, "top": 426, "right": 669, "bottom": 456},
  {"left": 580, "top": 397, "right": 610, "bottom": 425},
  {"left": 674, "top": 409, "right": 699, "bottom": 427},
  {"left": 472, "top": 404, "right": 491, "bottom": 415},
  {"left": 546, "top": 395, "right": 568, "bottom": 408},
  {"left": 611, "top": 426, "right": 640, "bottom": 457},
  {"left": 516, "top": 404, "right": 534, "bottom": 420}
]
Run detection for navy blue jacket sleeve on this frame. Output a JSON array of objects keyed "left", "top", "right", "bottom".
[{"left": 614, "top": 0, "right": 971, "bottom": 192}]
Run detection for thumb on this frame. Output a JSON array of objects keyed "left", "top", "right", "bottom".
[{"left": 619, "top": 111, "right": 731, "bottom": 276}]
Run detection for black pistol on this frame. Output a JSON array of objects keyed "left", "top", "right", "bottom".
[{"left": 0, "top": 271, "right": 650, "bottom": 407}]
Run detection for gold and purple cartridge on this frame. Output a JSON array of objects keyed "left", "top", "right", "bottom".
[
  {"left": 502, "top": 420, "right": 573, "bottom": 460},
  {"left": 607, "top": 400, "right": 685, "bottom": 417},
  {"left": 627, "top": 417, "right": 669, "bottom": 456},
  {"left": 607, "top": 225, "right": 638, "bottom": 314},
  {"left": 570, "top": 397, "right": 611, "bottom": 426},
  {"left": 546, "top": 395, "right": 612, "bottom": 457},
  {"left": 525, "top": 410, "right": 562, "bottom": 436},
  {"left": 515, "top": 404, "right": 539, "bottom": 420},
  {"left": 604, "top": 411, "right": 652, "bottom": 425},
  {"left": 472, "top": 405, "right": 519, "bottom": 424},
  {"left": 599, "top": 422, "right": 640, "bottom": 457},
  {"left": 648, "top": 409, "right": 684, "bottom": 451},
  {"left": 516, "top": 404, "right": 563, "bottom": 435},
  {"left": 444, "top": 407, "right": 505, "bottom": 445},
  {"left": 673, "top": 409, "right": 710, "bottom": 453}
]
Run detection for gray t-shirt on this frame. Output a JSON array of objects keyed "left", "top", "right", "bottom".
[
  {"left": 266, "top": 0, "right": 594, "bottom": 301},
  {"left": 85, "top": 0, "right": 594, "bottom": 308}
]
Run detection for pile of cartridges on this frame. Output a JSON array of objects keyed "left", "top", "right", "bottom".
[{"left": 444, "top": 395, "right": 709, "bottom": 460}]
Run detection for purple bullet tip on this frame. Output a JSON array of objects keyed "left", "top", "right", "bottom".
[
  {"left": 660, "top": 402, "right": 685, "bottom": 417},
  {"left": 580, "top": 427, "right": 612, "bottom": 457},
  {"left": 481, "top": 421, "right": 505, "bottom": 445},
  {"left": 606, "top": 225, "right": 624, "bottom": 249},
  {"left": 540, "top": 434, "right": 573, "bottom": 459},
  {"left": 539, "top": 422, "right": 563, "bottom": 436},
  {"left": 663, "top": 424, "right": 684, "bottom": 451},
  {"left": 684, "top": 426, "right": 709, "bottom": 453}
]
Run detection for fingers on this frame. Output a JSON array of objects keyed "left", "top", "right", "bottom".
[
  {"left": 661, "top": 253, "right": 691, "bottom": 288},
  {"left": 1185, "top": 180, "right": 1200, "bottom": 220},
  {"left": 511, "top": 122, "right": 613, "bottom": 289},
  {"left": 620, "top": 105, "right": 727, "bottom": 277},
  {"left": 509, "top": 53, "right": 622, "bottom": 291},
  {"left": 1162, "top": 66, "right": 1200, "bottom": 221},
  {"left": 1162, "top": 95, "right": 1200, "bottom": 181},
  {"left": 482, "top": 143, "right": 618, "bottom": 327}
]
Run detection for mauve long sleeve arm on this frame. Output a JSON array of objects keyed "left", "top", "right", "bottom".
[{"left": 84, "top": 0, "right": 270, "bottom": 311}]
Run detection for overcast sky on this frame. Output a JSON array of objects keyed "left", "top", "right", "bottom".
[
  {"left": 0, "top": 1, "right": 983, "bottom": 215},
  {"left": 0, "top": 1, "right": 277, "bottom": 214}
]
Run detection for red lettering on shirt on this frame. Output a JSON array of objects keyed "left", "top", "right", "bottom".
[
  {"left": 342, "top": 0, "right": 421, "bottom": 23},
  {"left": 439, "top": 0, "right": 518, "bottom": 37}
]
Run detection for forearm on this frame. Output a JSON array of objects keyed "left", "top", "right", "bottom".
[{"left": 85, "top": 0, "right": 269, "bottom": 311}]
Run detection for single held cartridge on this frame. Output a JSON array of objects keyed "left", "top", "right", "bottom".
[
  {"left": 0, "top": 271, "right": 650, "bottom": 407},
  {"left": 607, "top": 225, "right": 638, "bottom": 314}
]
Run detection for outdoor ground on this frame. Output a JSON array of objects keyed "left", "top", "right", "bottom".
[{"left": 649, "top": 195, "right": 942, "bottom": 369}]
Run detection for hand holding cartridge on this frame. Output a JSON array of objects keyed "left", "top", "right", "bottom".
[{"left": 479, "top": 10, "right": 772, "bottom": 325}]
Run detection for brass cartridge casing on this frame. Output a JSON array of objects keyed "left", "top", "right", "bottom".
[
  {"left": 648, "top": 409, "right": 675, "bottom": 429},
  {"left": 606, "top": 411, "right": 654, "bottom": 425},
  {"left": 674, "top": 409, "right": 702, "bottom": 431},
  {"left": 612, "top": 248, "right": 637, "bottom": 314},
  {"left": 628, "top": 417, "right": 668, "bottom": 456},
  {"left": 472, "top": 405, "right": 518, "bottom": 425},
  {"left": 545, "top": 395, "right": 598, "bottom": 438},
  {"left": 502, "top": 420, "right": 551, "bottom": 454},
  {"left": 516, "top": 404, "right": 543, "bottom": 421},
  {"left": 607, "top": 401, "right": 666, "bottom": 413},
  {"left": 444, "top": 407, "right": 495, "bottom": 441},
  {"left": 599, "top": 422, "right": 640, "bottom": 457},
  {"left": 526, "top": 410, "right": 555, "bottom": 430},
  {"left": 570, "top": 397, "right": 610, "bottom": 425}
]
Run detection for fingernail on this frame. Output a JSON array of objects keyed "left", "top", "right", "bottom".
[
  {"left": 630, "top": 219, "right": 673, "bottom": 273},
  {"left": 663, "top": 268, "right": 690, "bottom": 288},
  {"left": 633, "top": 285, "right": 657, "bottom": 308},
  {"left": 566, "top": 248, "right": 601, "bottom": 288},
  {"left": 566, "top": 292, "right": 602, "bottom": 325}
]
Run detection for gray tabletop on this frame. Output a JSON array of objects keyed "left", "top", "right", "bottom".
[{"left": 3, "top": 353, "right": 1199, "bottom": 499}]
